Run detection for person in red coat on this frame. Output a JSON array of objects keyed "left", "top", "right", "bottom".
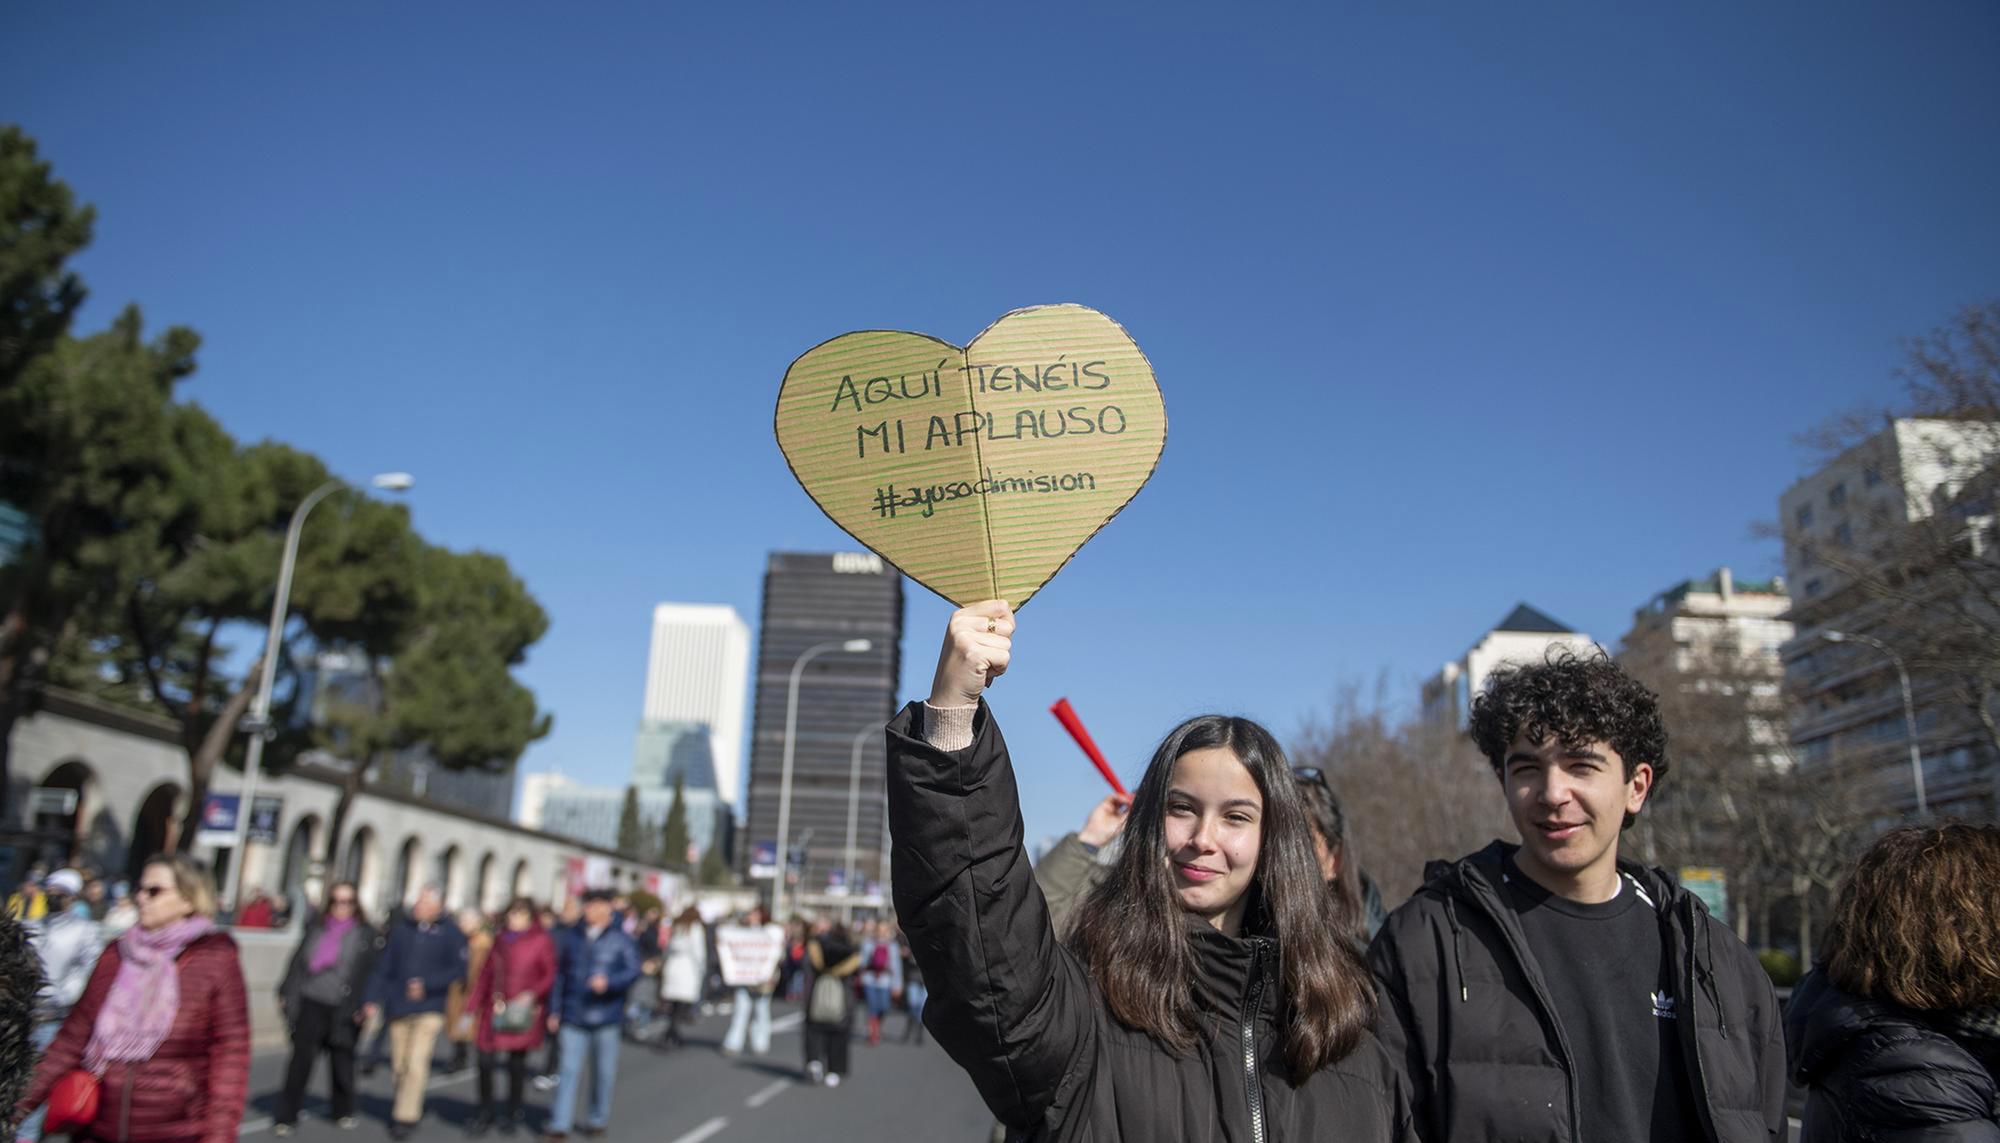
[
  {"left": 15, "top": 853, "right": 250, "bottom": 1143},
  {"left": 467, "top": 898, "right": 558, "bottom": 1136}
]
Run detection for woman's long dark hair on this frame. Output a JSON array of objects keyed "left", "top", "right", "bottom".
[
  {"left": 1295, "top": 774, "right": 1366, "bottom": 945},
  {"left": 1067, "top": 716, "right": 1378, "bottom": 1077},
  {"left": 322, "top": 880, "right": 368, "bottom": 928}
]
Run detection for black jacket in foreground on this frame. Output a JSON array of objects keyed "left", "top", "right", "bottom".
[
  {"left": 1785, "top": 968, "right": 2000, "bottom": 1142},
  {"left": 1366, "top": 840, "right": 1786, "bottom": 1143},
  {"left": 886, "top": 700, "right": 1414, "bottom": 1142}
]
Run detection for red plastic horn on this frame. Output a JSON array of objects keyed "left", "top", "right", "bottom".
[{"left": 1050, "top": 697, "right": 1130, "bottom": 799}]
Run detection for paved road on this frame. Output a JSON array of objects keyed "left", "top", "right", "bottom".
[
  {"left": 234, "top": 1004, "right": 1806, "bottom": 1143},
  {"left": 240, "top": 1004, "right": 996, "bottom": 1143}
]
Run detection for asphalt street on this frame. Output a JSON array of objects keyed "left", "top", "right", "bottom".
[
  {"left": 238, "top": 1003, "right": 997, "bottom": 1143},
  {"left": 231, "top": 1003, "right": 1805, "bottom": 1142}
]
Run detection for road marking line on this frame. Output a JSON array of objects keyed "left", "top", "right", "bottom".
[
  {"left": 427, "top": 1067, "right": 477, "bottom": 1090},
  {"left": 745, "top": 1079, "right": 791, "bottom": 1109},
  {"left": 668, "top": 1117, "right": 729, "bottom": 1143},
  {"left": 239, "top": 1116, "right": 273, "bottom": 1135},
  {"left": 769, "top": 1013, "right": 804, "bottom": 1034}
]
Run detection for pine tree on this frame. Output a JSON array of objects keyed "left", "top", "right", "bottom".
[
  {"left": 697, "top": 844, "right": 732, "bottom": 887},
  {"left": 658, "top": 770, "right": 690, "bottom": 871},
  {"left": 616, "top": 785, "right": 643, "bottom": 857}
]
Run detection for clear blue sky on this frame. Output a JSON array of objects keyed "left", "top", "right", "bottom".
[{"left": 7, "top": 3, "right": 1997, "bottom": 847}]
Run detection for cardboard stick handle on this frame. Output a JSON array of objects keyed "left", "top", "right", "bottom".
[{"left": 1050, "top": 697, "right": 1130, "bottom": 799}]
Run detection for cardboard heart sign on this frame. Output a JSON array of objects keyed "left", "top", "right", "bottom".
[{"left": 776, "top": 304, "right": 1166, "bottom": 608}]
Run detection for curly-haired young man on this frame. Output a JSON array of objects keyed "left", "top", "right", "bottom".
[{"left": 1367, "top": 650, "right": 1786, "bottom": 1143}]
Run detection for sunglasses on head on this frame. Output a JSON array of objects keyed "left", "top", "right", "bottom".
[{"left": 1291, "top": 766, "right": 1329, "bottom": 787}]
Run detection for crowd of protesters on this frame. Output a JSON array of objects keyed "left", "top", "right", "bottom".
[{"left": 0, "top": 599, "right": 1993, "bottom": 1142}]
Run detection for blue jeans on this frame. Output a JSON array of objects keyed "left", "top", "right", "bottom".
[
  {"left": 722, "top": 988, "right": 771, "bottom": 1054},
  {"left": 862, "top": 981, "right": 894, "bottom": 1019},
  {"left": 16, "top": 1020, "right": 61, "bottom": 1142},
  {"left": 547, "top": 1023, "right": 621, "bottom": 1133}
]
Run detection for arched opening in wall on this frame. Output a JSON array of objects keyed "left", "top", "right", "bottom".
[
  {"left": 437, "top": 845, "right": 464, "bottom": 910},
  {"left": 127, "top": 783, "right": 183, "bottom": 884},
  {"left": 511, "top": 858, "right": 532, "bottom": 902},
  {"left": 344, "top": 827, "right": 381, "bottom": 917},
  {"left": 34, "top": 759, "right": 96, "bottom": 872},
  {"left": 394, "top": 836, "right": 424, "bottom": 911},
  {"left": 281, "top": 815, "right": 320, "bottom": 908},
  {"left": 475, "top": 852, "right": 498, "bottom": 912}
]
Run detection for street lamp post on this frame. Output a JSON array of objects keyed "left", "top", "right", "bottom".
[
  {"left": 1820, "top": 629, "right": 1928, "bottom": 818},
  {"left": 842, "top": 721, "right": 882, "bottom": 923},
  {"left": 771, "top": 637, "right": 871, "bottom": 922},
  {"left": 221, "top": 473, "right": 413, "bottom": 912}
]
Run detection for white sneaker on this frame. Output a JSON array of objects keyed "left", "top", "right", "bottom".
[
  {"left": 274, "top": 1125, "right": 293, "bottom": 1137},
  {"left": 532, "top": 1075, "right": 558, "bottom": 1093},
  {"left": 338, "top": 1118, "right": 360, "bottom": 1130},
  {"left": 824, "top": 1073, "right": 841, "bottom": 1088},
  {"left": 805, "top": 1060, "right": 825, "bottom": 1085}
]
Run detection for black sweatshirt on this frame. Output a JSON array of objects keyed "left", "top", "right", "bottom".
[
  {"left": 1367, "top": 841, "right": 1786, "bottom": 1143},
  {"left": 887, "top": 700, "right": 1414, "bottom": 1142}
]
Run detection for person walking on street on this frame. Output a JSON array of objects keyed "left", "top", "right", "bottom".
[
  {"left": 16, "top": 869, "right": 102, "bottom": 1143},
  {"left": 1786, "top": 822, "right": 2000, "bottom": 1141},
  {"left": 273, "top": 882, "right": 378, "bottom": 1136},
  {"left": 897, "top": 930, "right": 926, "bottom": 1046},
  {"left": 625, "top": 907, "right": 663, "bottom": 1044},
  {"left": 532, "top": 898, "right": 582, "bottom": 1092},
  {"left": 857, "top": 919, "right": 903, "bottom": 1047},
  {"left": 719, "top": 907, "right": 783, "bottom": 1058},
  {"left": 362, "top": 885, "right": 469, "bottom": 1140},
  {"left": 801, "top": 923, "right": 861, "bottom": 1086},
  {"left": 467, "top": 899, "right": 558, "bottom": 1138},
  {"left": 1368, "top": 650, "right": 1786, "bottom": 1142},
  {"left": 447, "top": 908, "right": 494, "bottom": 1075},
  {"left": 657, "top": 907, "right": 706, "bottom": 1050},
  {"left": 5, "top": 870, "right": 47, "bottom": 924},
  {"left": 15, "top": 854, "right": 250, "bottom": 1143},
  {"left": 540, "top": 889, "right": 639, "bottom": 1143}
]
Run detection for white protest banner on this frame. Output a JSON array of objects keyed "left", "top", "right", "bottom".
[{"left": 715, "top": 923, "right": 786, "bottom": 987}]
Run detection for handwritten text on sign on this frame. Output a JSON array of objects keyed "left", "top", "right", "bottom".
[{"left": 775, "top": 304, "right": 1167, "bottom": 608}]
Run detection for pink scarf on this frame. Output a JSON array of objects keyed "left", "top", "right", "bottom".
[{"left": 84, "top": 916, "right": 217, "bottom": 1074}]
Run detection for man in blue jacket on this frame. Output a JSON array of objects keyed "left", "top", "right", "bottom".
[
  {"left": 363, "top": 885, "right": 469, "bottom": 1140},
  {"left": 540, "top": 888, "right": 641, "bottom": 1142}
]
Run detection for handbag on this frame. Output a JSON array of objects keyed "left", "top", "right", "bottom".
[
  {"left": 491, "top": 996, "right": 537, "bottom": 1033},
  {"left": 44, "top": 1069, "right": 100, "bottom": 1133}
]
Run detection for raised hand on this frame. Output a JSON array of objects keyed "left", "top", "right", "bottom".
[{"left": 928, "top": 600, "right": 1015, "bottom": 709}]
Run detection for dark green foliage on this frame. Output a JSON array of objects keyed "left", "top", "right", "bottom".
[
  {"left": 697, "top": 843, "right": 733, "bottom": 888},
  {"left": 0, "top": 127, "right": 550, "bottom": 848},
  {"left": 0, "top": 124, "right": 94, "bottom": 393},
  {"left": 658, "top": 770, "right": 689, "bottom": 870},
  {"left": 617, "top": 785, "right": 643, "bottom": 857}
]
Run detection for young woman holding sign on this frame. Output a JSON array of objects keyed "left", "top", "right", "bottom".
[{"left": 888, "top": 601, "right": 1413, "bottom": 1142}]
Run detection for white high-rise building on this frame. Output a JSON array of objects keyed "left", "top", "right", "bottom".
[
  {"left": 642, "top": 603, "right": 751, "bottom": 806},
  {"left": 1421, "top": 604, "right": 1600, "bottom": 728}
]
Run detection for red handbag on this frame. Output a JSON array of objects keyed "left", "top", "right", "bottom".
[{"left": 43, "top": 1069, "right": 100, "bottom": 1133}]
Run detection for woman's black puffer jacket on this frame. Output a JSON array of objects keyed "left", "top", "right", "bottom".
[
  {"left": 887, "top": 701, "right": 1414, "bottom": 1142},
  {"left": 1786, "top": 968, "right": 2000, "bottom": 1142}
]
